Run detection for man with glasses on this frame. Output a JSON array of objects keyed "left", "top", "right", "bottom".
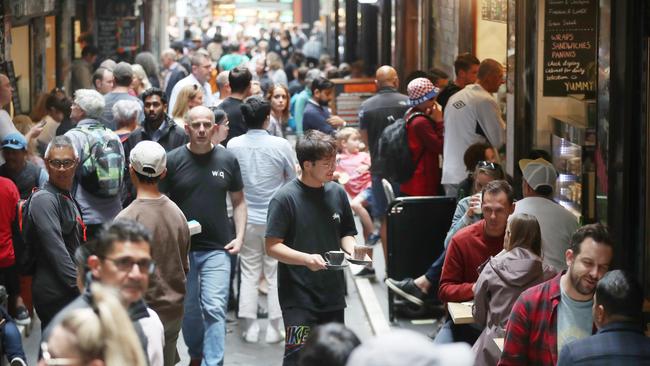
[
  {"left": 265, "top": 130, "right": 357, "bottom": 366},
  {"left": 23, "top": 136, "right": 83, "bottom": 330},
  {"left": 160, "top": 105, "right": 246, "bottom": 366},
  {"left": 513, "top": 158, "right": 578, "bottom": 272},
  {"left": 117, "top": 140, "right": 190, "bottom": 366},
  {"left": 168, "top": 53, "right": 215, "bottom": 114},
  {"left": 442, "top": 59, "right": 506, "bottom": 197},
  {"left": 43, "top": 219, "right": 164, "bottom": 366}
]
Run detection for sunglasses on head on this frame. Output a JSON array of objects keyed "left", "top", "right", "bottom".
[{"left": 477, "top": 161, "right": 500, "bottom": 170}]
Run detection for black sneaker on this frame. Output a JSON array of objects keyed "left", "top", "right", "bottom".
[
  {"left": 355, "top": 267, "right": 376, "bottom": 279},
  {"left": 13, "top": 306, "right": 30, "bottom": 327},
  {"left": 385, "top": 278, "right": 425, "bottom": 306}
]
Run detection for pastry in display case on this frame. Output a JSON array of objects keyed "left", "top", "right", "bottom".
[{"left": 550, "top": 114, "right": 597, "bottom": 223}]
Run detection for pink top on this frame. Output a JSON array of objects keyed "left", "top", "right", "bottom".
[{"left": 336, "top": 151, "right": 372, "bottom": 198}]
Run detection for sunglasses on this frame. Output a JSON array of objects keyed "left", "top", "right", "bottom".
[
  {"left": 48, "top": 159, "right": 76, "bottom": 169},
  {"left": 477, "top": 161, "right": 500, "bottom": 170},
  {"left": 103, "top": 256, "right": 156, "bottom": 275}
]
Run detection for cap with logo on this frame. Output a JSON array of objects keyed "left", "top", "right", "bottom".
[
  {"left": 129, "top": 141, "right": 166, "bottom": 177},
  {"left": 519, "top": 158, "right": 557, "bottom": 191},
  {"left": 1, "top": 132, "right": 27, "bottom": 150}
]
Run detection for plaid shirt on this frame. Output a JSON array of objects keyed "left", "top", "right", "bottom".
[{"left": 498, "top": 272, "right": 564, "bottom": 366}]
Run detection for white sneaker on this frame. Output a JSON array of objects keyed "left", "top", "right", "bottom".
[
  {"left": 243, "top": 321, "right": 260, "bottom": 343},
  {"left": 265, "top": 324, "right": 285, "bottom": 343}
]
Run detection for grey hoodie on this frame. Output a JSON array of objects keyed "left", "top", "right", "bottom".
[{"left": 471, "top": 247, "right": 556, "bottom": 366}]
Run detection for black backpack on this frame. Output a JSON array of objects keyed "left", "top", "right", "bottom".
[
  {"left": 15, "top": 188, "right": 39, "bottom": 275},
  {"left": 377, "top": 111, "right": 429, "bottom": 183}
]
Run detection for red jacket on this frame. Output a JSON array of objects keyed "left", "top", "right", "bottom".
[
  {"left": 499, "top": 272, "right": 568, "bottom": 366},
  {"left": 399, "top": 111, "right": 444, "bottom": 196},
  {"left": 0, "top": 177, "right": 19, "bottom": 268},
  {"left": 438, "top": 220, "right": 504, "bottom": 302}
]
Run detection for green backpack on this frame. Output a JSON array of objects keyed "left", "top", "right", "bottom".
[{"left": 74, "top": 123, "right": 124, "bottom": 198}]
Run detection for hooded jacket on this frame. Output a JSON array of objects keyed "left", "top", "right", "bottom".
[{"left": 472, "top": 247, "right": 556, "bottom": 366}]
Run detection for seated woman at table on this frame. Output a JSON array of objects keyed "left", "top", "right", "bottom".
[
  {"left": 472, "top": 213, "right": 556, "bottom": 366},
  {"left": 385, "top": 160, "right": 505, "bottom": 305}
]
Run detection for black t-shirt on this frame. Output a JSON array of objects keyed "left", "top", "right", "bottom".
[
  {"left": 218, "top": 97, "right": 246, "bottom": 147},
  {"left": 265, "top": 179, "right": 357, "bottom": 312},
  {"left": 436, "top": 81, "right": 462, "bottom": 112},
  {"left": 160, "top": 145, "right": 244, "bottom": 251}
]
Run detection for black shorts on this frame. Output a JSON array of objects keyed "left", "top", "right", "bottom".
[{"left": 281, "top": 307, "right": 344, "bottom": 366}]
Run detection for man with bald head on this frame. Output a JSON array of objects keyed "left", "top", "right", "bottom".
[
  {"left": 441, "top": 59, "right": 506, "bottom": 197},
  {"left": 160, "top": 105, "right": 246, "bottom": 365},
  {"left": 357, "top": 65, "right": 409, "bottom": 276}
]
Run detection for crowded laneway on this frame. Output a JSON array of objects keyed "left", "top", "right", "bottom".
[{"left": 0, "top": 0, "right": 650, "bottom": 365}]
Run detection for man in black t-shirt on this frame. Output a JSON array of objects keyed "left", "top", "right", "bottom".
[
  {"left": 160, "top": 106, "right": 247, "bottom": 366},
  {"left": 266, "top": 130, "right": 357, "bottom": 366},
  {"left": 218, "top": 66, "right": 252, "bottom": 146},
  {"left": 436, "top": 53, "right": 480, "bottom": 111}
]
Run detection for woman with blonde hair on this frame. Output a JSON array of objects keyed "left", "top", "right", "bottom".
[
  {"left": 130, "top": 64, "right": 152, "bottom": 96},
  {"left": 472, "top": 213, "right": 556, "bottom": 365},
  {"left": 266, "top": 84, "right": 290, "bottom": 137},
  {"left": 171, "top": 84, "right": 204, "bottom": 129},
  {"left": 40, "top": 283, "right": 148, "bottom": 366},
  {"left": 12, "top": 115, "right": 45, "bottom": 168}
]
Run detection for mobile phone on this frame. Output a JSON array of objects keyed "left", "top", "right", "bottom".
[{"left": 38, "top": 120, "right": 47, "bottom": 128}]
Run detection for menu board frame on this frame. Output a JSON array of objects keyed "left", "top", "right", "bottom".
[
  {"left": 330, "top": 78, "right": 377, "bottom": 128},
  {"left": 96, "top": 17, "right": 141, "bottom": 59},
  {"left": 542, "top": 0, "right": 599, "bottom": 97}
]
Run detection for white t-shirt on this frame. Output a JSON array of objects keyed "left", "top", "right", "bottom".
[
  {"left": 441, "top": 84, "right": 505, "bottom": 185},
  {"left": 0, "top": 110, "right": 19, "bottom": 165},
  {"left": 513, "top": 196, "right": 579, "bottom": 271},
  {"left": 138, "top": 307, "right": 165, "bottom": 366}
]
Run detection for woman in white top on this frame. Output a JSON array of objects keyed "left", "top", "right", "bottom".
[{"left": 266, "top": 84, "right": 290, "bottom": 138}]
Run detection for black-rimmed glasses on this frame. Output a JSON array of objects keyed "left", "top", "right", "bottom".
[{"left": 103, "top": 257, "right": 156, "bottom": 275}]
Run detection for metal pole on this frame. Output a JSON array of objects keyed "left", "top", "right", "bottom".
[{"left": 335, "top": 0, "right": 340, "bottom": 65}]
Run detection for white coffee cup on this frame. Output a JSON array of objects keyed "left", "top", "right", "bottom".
[{"left": 472, "top": 192, "right": 483, "bottom": 215}]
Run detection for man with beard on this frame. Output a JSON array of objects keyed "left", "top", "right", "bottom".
[
  {"left": 302, "top": 77, "right": 346, "bottom": 135},
  {"left": 122, "top": 88, "right": 187, "bottom": 206},
  {"left": 499, "top": 223, "right": 614, "bottom": 366}
]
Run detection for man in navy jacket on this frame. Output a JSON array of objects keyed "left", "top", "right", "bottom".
[{"left": 557, "top": 270, "right": 650, "bottom": 365}]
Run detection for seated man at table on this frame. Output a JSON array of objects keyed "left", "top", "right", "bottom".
[
  {"left": 434, "top": 180, "right": 514, "bottom": 345},
  {"left": 557, "top": 269, "right": 650, "bottom": 366}
]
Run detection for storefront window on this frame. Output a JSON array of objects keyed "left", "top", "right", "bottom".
[{"left": 597, "top": 0, "right": 611, "bottom": 225}]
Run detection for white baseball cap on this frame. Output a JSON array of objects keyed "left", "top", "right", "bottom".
[
  {"left": 519, "top": 158, "right": 557, "bottom": 191},
  {"left": 130, "top": 141, "right": 166, "bottom": 177}
]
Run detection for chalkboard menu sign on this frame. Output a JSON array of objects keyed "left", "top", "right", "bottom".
[
  {"left": 96, "top": 17, "right": 140, "bottom": 59},
  {"left": 543, "top": 0, "right": 598, "bottom": 97}
]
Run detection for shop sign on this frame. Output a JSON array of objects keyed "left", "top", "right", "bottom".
[
  {"left": 543, "top": 0, "right": 598, "bottom": 97},
  {"left": 9, "top": 0, "right": 55, "bottom": 18}
]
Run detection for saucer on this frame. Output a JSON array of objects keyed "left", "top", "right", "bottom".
[
  {"left": 325, "top": 260, "right": 349, "bottom": 270},
  {"left": 346, "top": 255, "right": 372, "bottom": 265}
]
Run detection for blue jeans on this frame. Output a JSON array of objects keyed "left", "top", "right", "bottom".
[
  {"left": 183, "top": 250, "right": 231, "bottom": 366},
  {"left": 433, "top": 319, "right": 482, "bottom": 345}
]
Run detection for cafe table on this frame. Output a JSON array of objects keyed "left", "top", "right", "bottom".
[{"left": 447, "top": 301, "right": 475, "bottom": 324}]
